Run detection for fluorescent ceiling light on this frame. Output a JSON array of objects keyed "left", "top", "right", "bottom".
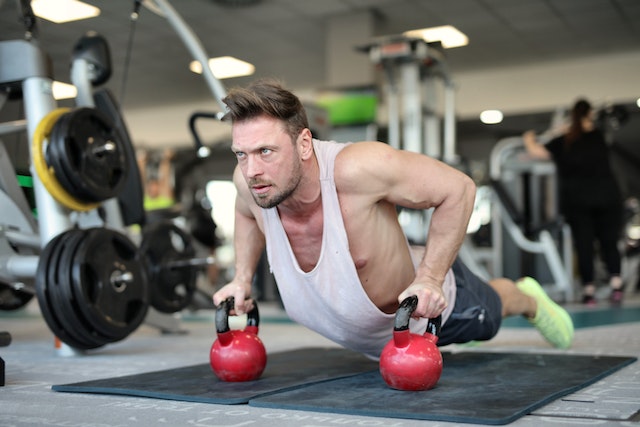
[
  {"left": 480, "top": 110, "right": 503, "bottom": 125},
  {"left": 52, "top": 81, "right": 77, "bottom": 100},
  {"left": 403, "top": 25, "right": 469, "bottom": 49},
  {"left": 31, "top": 0, "right": 100, "bottom": 23},
  {"left": 190, "top": 56, "right": 255, "bottom": 79}
]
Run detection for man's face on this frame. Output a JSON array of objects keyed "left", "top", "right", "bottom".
[{"left": 231, "top": 115, "right": 303, "bottom": 209}]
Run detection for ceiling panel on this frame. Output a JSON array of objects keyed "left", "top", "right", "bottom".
[{"left": 1, "top": 0, "right": 639, "bottom": 112}]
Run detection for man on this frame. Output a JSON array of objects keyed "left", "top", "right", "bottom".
[{"left": 213, "top": 79, "right": 574, "bottom": 359}]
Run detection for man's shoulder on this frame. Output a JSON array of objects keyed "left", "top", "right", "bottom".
[
  {"left": 334, "top": 141, "right": 392, "bottom": 192},
  {"left": 335, "top": 140, "right": 391, "bottom": 165}
]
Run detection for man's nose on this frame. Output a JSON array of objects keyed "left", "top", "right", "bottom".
[{"left": 246, "top": 155, "right": 262, "bottom": 177}]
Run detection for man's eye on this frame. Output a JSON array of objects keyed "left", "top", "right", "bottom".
[
  {"left": 261, "top": 148, "right": 272, "bottom": 155},
  {"left": 234, "top": 152, "right": 245, "bottom": 159}
]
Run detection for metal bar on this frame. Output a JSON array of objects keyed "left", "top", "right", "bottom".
[
  {"left": 0, "top": 119, "right": 27, "bottom": 136},
  {"left": 0, "top": 254, "right": 38, "bottom": 279},
  {"left": 151, "top": 0, "right": 227, "bottom": 114},
  {"left": 443, "top": 83, "right": 457, "bottom": 164},
  {"left": 3, "top": 229, "right": 41, "bottom": 250},
  {"left": 166, "top": 256, "right": 216, "bottom": 269}
]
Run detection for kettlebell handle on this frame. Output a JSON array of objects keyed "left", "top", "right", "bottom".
[
  {"left": 215, "top": 297, "right": 260, "bottom": 334},
  {"left": 395, "top": 295, "right": 441, "bottom": 336}
]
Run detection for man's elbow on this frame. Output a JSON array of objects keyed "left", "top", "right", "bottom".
[
  {"left": 461, "top": 174, "right": 477, "bottom": 210},
  {"left": 461, "top": 172, "right": 476, "bottom": 192}
]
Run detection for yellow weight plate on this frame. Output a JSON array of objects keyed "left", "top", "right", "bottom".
[{"left": 32, "top": 108, "right": 100, "bottom": 212}]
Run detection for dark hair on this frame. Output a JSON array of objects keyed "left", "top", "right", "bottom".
[
  {"left": 222, "top": 78, "right": 309, "bottom": 142},
  {"left": 565, "top": 98, "right": 592, "bottom": 144}
]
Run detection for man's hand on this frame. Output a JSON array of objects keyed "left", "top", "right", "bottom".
[
  {"left": 213, "top": 281, "right": 253, "bottom": 315},
  {"left": 398, "top": 282, "right": 447, "bottom": 319}
]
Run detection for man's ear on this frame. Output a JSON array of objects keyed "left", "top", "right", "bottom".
[{"left": 298, "top": 128, "right": 314, "bottom": 160}]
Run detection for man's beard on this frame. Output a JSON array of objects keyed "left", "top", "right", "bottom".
[{"left": 251, "top": 159, "right": 302, "bottom": 209}]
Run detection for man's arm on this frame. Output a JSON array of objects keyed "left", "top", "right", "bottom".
[
  {"left": 213, "top": 166, "right": 265, "bottom": 314},
  {"left": 338, "top": 142, "right": 476, "bottom": 318},
  {"left": 393, "top": 148, "right": 476, "bottom": 318}
]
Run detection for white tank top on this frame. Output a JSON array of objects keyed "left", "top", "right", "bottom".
[{"left": 262, "top": 139, "right": 455, "bottom": 359}]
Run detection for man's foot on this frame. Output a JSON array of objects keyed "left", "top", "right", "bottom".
[{"left": 517, "top": 277, "right": 574, "bottom": 349}]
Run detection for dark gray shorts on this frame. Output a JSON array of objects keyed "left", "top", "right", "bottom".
[{"left": 437, "top": 258, "right": 503, "bottom": 346}]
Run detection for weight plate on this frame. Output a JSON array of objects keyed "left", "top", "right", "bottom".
[
  {"left": 63, "top": 228, "right": 137, "bottom": 342},
  {"left": 32, "top": 108, "right": 99, "bottom": 211},
  {"left": 0, "top": 282, "right": 33, "bottom": 311},
  {"left": 70, "top": 228, "right": 149, "bottom": 339},
  {"left": 46, "top": 111, "right": 75, "bottom": 199},
  {"left": 35, "top": 231, "right": 103, "bottom": 350},
  {"left": 54, "top": 228, "right": 113, "bottom": 344},
  {"left": 140, "top": 221, "right": 197, "bottom": 314},
  {"left": 48, "top": 229, "right": 109, "bottom": 349},
  {"left": 51, "top": 108, "right": 128, "bottom": 202}
]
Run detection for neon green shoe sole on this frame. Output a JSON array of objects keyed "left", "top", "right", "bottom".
[{"left": 517, "top": 277, "right": 574, "bottom": 349}]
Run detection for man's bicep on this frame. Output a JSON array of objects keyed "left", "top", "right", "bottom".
[
  {"left": 231, "top": 166, "right": 255, "bottom": 218},
  {"left": 378, "top": 149, "right": 454, "bottom": 209}
]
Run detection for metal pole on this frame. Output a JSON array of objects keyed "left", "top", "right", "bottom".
[
  {"left": 443, "top": 82, "right": 457, "bottom": 164},
  {"left": 151, "top": 0, "right": 228, "bottom": 115}
]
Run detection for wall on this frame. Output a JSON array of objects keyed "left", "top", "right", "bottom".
[
  {"left": 454, "top": 50, "right": 640, "bottom": 119},
  {"left": 121, "top": 49, "right": 640, "bottom": 149}
]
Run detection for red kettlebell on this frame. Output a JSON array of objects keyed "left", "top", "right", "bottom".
[
  {"left": 379, "top": 295, "right": 443, "bottom": 391},
  {"left": 209, "top": 297, "right": 267, "bottom": 382}
]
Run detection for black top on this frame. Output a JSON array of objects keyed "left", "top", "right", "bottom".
[{"left": 545, "top": 129, "right": 621, "bottom": 208}]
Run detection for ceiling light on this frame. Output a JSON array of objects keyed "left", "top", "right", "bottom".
[
  {"left": 52, "top": 81, "right": 77, "bottom": 100},
  {"left": 212, "top": 0, "right": 263, "bottom": 6},
  {"left": 190, "top": 56, "right": 255, "bottom": 79},
  {"left": 480, "top": 110, "right": 503, "bottom": 124},
  {"left": 31, "top": 0, "right": 100, "bottom": 23},
  {"left": 403, "top": 25, "right": 469, "bottom": 49}
]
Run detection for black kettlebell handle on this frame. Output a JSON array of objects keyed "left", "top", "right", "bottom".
[
  {"left": 395, "top": 295, "right": 441, "bottom": 336},
  {"left": 215, "top": 297, "right": 260, "bottom": 334}
]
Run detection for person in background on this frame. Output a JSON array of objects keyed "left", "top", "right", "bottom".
[
  {"left": 212, "top": 78, "right": 574, "bottom": 360},
  {"left": 137, "top": 148, "right": 176, "bottom": 214},
  {"left": 523, "top": 98, "right": 625, "bottom": 306}
]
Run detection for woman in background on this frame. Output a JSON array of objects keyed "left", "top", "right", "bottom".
[{"left": 523, "top": 99, "right": 624, "bottom": 305}]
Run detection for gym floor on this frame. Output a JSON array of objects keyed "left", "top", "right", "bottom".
[{"left": 2, "top": 293, "right": 640, "bottom": 427}]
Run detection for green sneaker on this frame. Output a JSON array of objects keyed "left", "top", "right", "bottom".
[{"left": 516, "top": 277, "right": 574, "bottom": 349}]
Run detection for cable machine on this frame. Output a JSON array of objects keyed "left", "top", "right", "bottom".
[{"left": 360, "top": 36, "right": 459, "bottom": 245}]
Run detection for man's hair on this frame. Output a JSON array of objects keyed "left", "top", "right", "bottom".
[{"left": 222, "top": 78, "right": 309, "bottom": 141}]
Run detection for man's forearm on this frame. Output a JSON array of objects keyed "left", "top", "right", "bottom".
[
  {"left": 232, "top": 213, "right": 266, "bottom": 289},
  {"left": 417, "top": 178, "right": 475, "bottom": 284}
]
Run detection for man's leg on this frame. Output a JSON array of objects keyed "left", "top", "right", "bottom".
[{"left": 488, "top": 277, "right": 574, "bottom": 349}]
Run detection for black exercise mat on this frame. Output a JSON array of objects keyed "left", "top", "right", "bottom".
[
  {"left": 250, "top": 351, "right": 637, "bottom": 425},
  {"left": 53, "top": 347, "right": 378, "bottom": 404}
]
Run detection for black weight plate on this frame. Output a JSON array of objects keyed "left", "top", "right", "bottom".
[
  {"left": 93, "top": 88, "right": 145, "bottom": 226},
  {"left": 0, "top": 282, "right": 33, "bottom": 311},
  {"left": 46, "top": 111, "right": 79, "bottom": 200},
  {"left": 70, "top": 228, "right": 149, "bottom": 339},
  {"left": 63, "top": 228, "right": 138, "bottom": 342},
  {"left": 48, "top": 229, "right": 109, "bottom": 349},
  {"left": 140, "top": 222, "right": 197, "bottom": 314},
  {"left": 53, "top": 108, "right": 121, "bottom": 201},
  {"left": 55, "top": 108, "right": 128, "bottom": 202},
  {"left": 35, "top": 231, "right": 102, "bottom": 350},
  {"left": 54, "top": 228, "right": 115, "bottom": 343}
]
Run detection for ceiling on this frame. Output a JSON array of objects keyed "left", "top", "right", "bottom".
[{"left": 1, "top": 0, "right": 639, "bottom": 114}]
